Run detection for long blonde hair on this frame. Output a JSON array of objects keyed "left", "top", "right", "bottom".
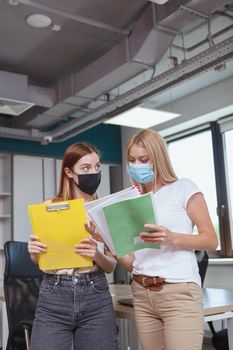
[{"left": 126, "top": 129, "right": 177, "bottom": 186}]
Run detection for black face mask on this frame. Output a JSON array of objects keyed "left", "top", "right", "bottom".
[{"left": 75, "top": 172, "right": 101, "bottom": 195}]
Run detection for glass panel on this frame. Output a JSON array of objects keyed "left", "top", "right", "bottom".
[
  {"left": 168, "top": 131, "right": 220, "bottom": 248},
  {"left": 224, "top": 130, "right": 233, "bottom": 246}
]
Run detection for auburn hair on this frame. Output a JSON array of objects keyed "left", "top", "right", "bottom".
[{"left": 54, "top": 142, "right": 100, "bottom": 201}]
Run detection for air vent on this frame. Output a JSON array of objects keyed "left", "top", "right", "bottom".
[{"left": 0, "top": 98, "right": 34, "bottom": 116}]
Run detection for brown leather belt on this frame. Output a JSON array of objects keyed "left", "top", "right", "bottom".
[{"left": 132, "top": 275, "right": 166, "bottom": 291}]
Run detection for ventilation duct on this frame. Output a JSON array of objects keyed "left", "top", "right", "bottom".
[
  {"left": 0, "top": 98, "right": 34, "bottom": 116},
  {"left": 28, "top": 4, "right": 176, "bottom": 129},
  {"left": 1, "top": 0, "right": 233, "bottom": 142},
  {"left": 0, "top": 71, "right": 34, "bottom": 116}
]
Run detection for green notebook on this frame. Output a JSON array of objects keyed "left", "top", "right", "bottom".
[{"left": 103, "top": 193, "right": 160, "bottom": 257}]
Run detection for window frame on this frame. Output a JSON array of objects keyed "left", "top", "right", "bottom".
[{"left": 165, "top": 120, "right": 233, "bottom": 258}]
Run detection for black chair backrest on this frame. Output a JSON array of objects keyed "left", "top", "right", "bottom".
[
  {"left": 195, "top": 250, "right": 209, "bottom": 287},
  {"left": 4, "top": 241, "right": 43, "bottom": 350}
]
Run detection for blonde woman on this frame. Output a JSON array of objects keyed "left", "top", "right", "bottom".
[{"left": 121, "top": 129, "right": 218, "bottom": 350}]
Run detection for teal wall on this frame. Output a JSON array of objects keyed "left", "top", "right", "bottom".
[{"left": 0, "top": 124, "right": 122, "bottom": 164}]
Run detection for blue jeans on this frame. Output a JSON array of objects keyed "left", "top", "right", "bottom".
[{"left": 30, "top": 270, "right": 117, "bottom": 350}]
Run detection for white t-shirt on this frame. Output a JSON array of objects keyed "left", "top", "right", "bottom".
[{"left": 132, "top": 178, "right": 202, "bottom": 287}]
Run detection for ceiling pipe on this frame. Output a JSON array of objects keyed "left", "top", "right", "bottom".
[
  {"left": 50, "top": 35, "right": 233, "bottom": 142},
  {"left": 30, "top": 1, "right": 226, "bottom": 132},
  {"left": 0, "top": 125, "right": 46, "bottom": 142},
  {"left": 1, "top": 31, "right": 232, "bottom": 145},
  {"left": 51, "top": 33, "right": 233, "bottom": 142},
  {"left": 172, "top": 22, "right": 233, "bottom": 52},
  {"left": 3, "top": 0, "right": 233, "bottom": 143},
  {"left": 179, "top": 4, "right": 209, "bottom": 19}
]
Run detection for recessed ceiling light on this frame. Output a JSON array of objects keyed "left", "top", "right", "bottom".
[
  {"left": 26, "top": 13, "right": 52, "bottom": 28},
  {"left": 149, "top": 0, "right": 170, "bottom": 4},
  {"left": 104, "top": 106, "right": 181, "bottom": 129}
]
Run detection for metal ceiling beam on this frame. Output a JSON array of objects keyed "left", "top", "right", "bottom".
[
  {"left": 2, "top": 0, "right": 233, "bottom": 143},
  {"left": 0, "top": 125, "right": 46, "bottom": 142},
  {"left": 49, "top": 35, "right": 233, "bottom": 142},
  {"left": 172, "top": 22, "right": 233, "bottom": 52},
  {"left": 1, "top": 33, "right": 233, "bottom": 143},
  {"left": 0, "top": 32, "right": 233, "bottom": 144},
  {"left": 179, "top": 4, "right": 209, "bottom": 19}
]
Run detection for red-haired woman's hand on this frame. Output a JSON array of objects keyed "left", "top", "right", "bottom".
[
  {"left": 28, "top": 234, "right": 47, "bottom": 255},
  {"left": 75, "top": 237, "right": 99, "bottom": 260}
]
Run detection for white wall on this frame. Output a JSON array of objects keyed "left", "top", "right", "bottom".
[
  {"left": 98, "top": 164, "right": 111, "bottom": 197},
  {"left": 13, "top": 155, "right": 44, "bottom": 242}
]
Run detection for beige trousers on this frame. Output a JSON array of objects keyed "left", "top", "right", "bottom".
[{"left": 131, "top": 280, "right": 204, "bottom": 350}]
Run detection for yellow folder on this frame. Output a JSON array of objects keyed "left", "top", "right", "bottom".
[{"left": 28, "top": 199, "right": 93, "bottom": 270}]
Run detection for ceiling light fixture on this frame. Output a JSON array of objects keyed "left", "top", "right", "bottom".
[
  {"left": 26, "top": 13, "right": 52, "bottom": 28},
  {"left": 104, "top": 106, "right": 180, "bottom": 129},
  {"left": 148, "top": 0, "right": 170, "bottom": 4}
]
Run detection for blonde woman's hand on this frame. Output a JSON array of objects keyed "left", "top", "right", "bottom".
[
  {"left": 28, "top": 234, "right": 47, "bottom": 255},
  {"left": 75, "top": 237, "right": 99, "bottom": 260},
  {"left": 140, "top": 224, "right": 173, "bottom": 244}
]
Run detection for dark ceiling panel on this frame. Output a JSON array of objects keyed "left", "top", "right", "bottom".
[
  {"left": 1, "top": 0, "right": 233, "bottom": 143},
  {"left": 0, "top": 0, "right": 147, "bottom": 84}
]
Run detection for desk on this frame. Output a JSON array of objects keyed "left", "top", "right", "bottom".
[
  {"left": 110, "top": 285, "right": 233, "bottom": 349},
  {"left": 0, "top": 287, "right": 7, "bottom": 350},
  {"left": 1, "top": 286, "right": 233, "bottom": 349}
]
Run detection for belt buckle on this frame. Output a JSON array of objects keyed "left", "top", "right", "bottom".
[{"left": 142, "top": 276, "right": 148, "bottom": 287}]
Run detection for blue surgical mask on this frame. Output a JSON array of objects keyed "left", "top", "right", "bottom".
[{"left": 128, "top": 163, "right": 155, "bottom": 184}]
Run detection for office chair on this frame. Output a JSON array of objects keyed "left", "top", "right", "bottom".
[
  {"left": 195, "top": 250, "right": 209, "bottom": 287},
  {"left": 195, "top": 250, "right": 228, "bottom": 350},
  {"left": 4, "top": 240, "right": 43, "bottom": 350},
  {"left": 211, "top": 328, "right": 228, "bottom": 350}
]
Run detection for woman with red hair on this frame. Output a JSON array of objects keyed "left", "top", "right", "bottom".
[{"left": 28, "top": 142, "right": 117, "bottom": 350}]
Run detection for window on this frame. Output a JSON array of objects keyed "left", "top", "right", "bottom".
[
  {"left": 165, "top": 120, "right": 233, "bottom": 257},
  {"left": 168, "top": 131, "right": 219, "bottom": 251},
  {"left": 223, "top": 129, "right": 233, "bottom": 247}
]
